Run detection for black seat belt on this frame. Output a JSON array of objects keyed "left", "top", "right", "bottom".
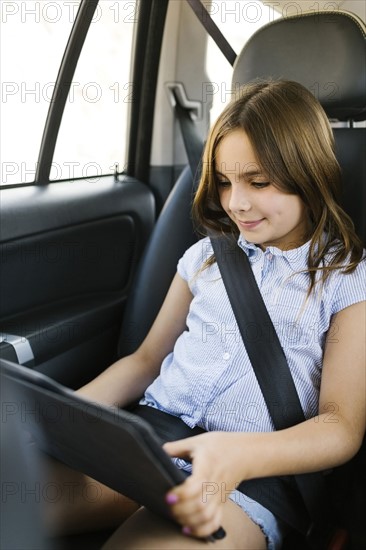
[
  {"left": 172, "top": 89, "right": 203, "bottom": 187},
  {"left": 210, "top": 236, "right": 334, "bottom": 547},
  {"left": 186, "top": 0, "right": 237, "bottom": 66},
  {"left": 173, "top": 94, "right": 346, "bottom": 548}
]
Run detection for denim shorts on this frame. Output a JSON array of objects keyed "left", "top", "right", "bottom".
[{"left": 229, "top": 489, "right": 287, "bottom": 550}]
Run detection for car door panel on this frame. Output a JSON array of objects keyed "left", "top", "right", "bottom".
[{"left": 0, "top": 176, "right": 155, "bottom": 387}]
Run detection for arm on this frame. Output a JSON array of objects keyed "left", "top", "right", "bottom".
[
  {"left": 247, "top": 299, "right": 366, "bottom": 474},
  {"left": 77, "top": 273, "right": 193, "bottom": 408},
  {"left": 165, "top": 301, "right": 366, "bottom": 537},
  {"left": 232, "top": 300, "right": 366, "bottom": 477}
]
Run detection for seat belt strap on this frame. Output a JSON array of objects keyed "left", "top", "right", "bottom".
[
  {"left": 172, "top": 89, "right": 203, "bottom": 188},
  {"left": 186, "top": 0, "right": 237, "bottom": 66},
  {"left": 211, "top": 237, "right": 306, "bottom": 429},
  {"left": 210, "top": 237, "right": 330, "bottom": 535}
]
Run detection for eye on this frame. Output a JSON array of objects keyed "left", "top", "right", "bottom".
[
  {"left": 216, "top": 178, "right": 231, "bottom": 188},
  {"left": 251, "top": 181, "right": 270, "bottom": 189}
]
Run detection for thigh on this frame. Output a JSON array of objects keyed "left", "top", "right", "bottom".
[
  {"left": 39, "top": 453, "right": 139, "bottom": 536},
  {"left": 102, "top": 498, "right": 267, "bottom": 550}
]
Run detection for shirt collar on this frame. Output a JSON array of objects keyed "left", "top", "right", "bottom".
[{"left": 237, "top": 234, "right": 311, "bottom": 271}]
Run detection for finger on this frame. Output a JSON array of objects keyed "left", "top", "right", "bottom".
[
  {"left": 182, "top": 507, "right": 224, "bottom": 540},
  {"left": 167, "top": 477, "right": 219, "bottom": 527},
  {"left": 166, "top": 461, "right": 219, "bottom": 516},
  {"left": 163, "top": 437, "right": 196, "bottom": 459},
  {"left": 166, "top": 473, "right": 202, "bottom": 508},
  {"left": 173, "top": 493, "right": 217, "bottom": 528}
]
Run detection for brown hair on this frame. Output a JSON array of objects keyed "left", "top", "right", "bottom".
[{"left": 193, "top": 80, "right": 364, "bottom": 294}]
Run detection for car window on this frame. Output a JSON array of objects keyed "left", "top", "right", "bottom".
[
  {"left": 1, "top": 0, "right": 136, "bottom": 185},
  {"left": 205, "top": 0, "right": 280, "bottom": 124},
  {"left": 1, "top": 0, "right": 78, "bottom": 185},
  {"left": 51, "top": 1, "right": 136, "bottom": 182}
]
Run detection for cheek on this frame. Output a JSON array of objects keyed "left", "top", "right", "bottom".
[
  {"left": 263, "top": 196, "right": 284, "bottom": 218},
  {"left": 271, "top": 196, "right": 301, "bottom": 218},
  {"left": 290, "top": 198, "right": 306, "bottom": 220},
  {"left": 219, "top": 190, "right": 229, "bottom": 212}
]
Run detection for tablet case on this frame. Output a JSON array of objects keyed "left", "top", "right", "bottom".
[{"left": 0, "top": 359, "right": 187, "bottom": 519}]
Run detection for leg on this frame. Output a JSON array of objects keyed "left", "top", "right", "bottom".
[
  {"left": 40, "top": 454, "right": 139, "bottom": 536},
  {"left": 102, "top": 498, "right": 267, "bottom": 550}
]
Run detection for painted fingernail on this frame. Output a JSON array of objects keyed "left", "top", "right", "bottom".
[
  {"left": 166, "top": 493, "right": 179, "bottom": 504},
  {"left": 182, "top": 526, "right": 192, "bottom": 536}
]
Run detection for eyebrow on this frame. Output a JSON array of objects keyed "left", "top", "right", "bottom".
[
  {"left": 243, "top": 170, "right": 264, "bottom": 177},
  {"left": 215, "top": 169, "right": 264, "bottom": 178}
]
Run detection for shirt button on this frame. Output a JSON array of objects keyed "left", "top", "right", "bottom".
[
  {"left": 223, "top": 352, "right": 230, "bottom": 360},
  {"left": 267, "top": 253, "right": 273, "bottom": 260}
]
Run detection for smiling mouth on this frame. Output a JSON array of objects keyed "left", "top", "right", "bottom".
[{"left": 237, "top": 219, "right": 264, "bottom": 229}]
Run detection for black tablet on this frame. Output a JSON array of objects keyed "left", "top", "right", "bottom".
[{"left": 0, "top": 359, "right": 187, "bottom": 518}]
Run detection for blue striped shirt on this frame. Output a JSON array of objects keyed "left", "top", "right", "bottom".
[{"left": 142, "top": 236, "right": 366, "bottom": 434}]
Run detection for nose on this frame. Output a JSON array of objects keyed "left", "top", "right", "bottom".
[{"left": 228, "top": 184, "right": 251, "bottom": 213}]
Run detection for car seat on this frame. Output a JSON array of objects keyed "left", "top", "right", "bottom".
[{"left": 117, "top": 10, "right": 365, "bottom": 549}]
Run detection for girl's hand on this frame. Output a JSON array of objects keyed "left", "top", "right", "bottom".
[{"left": 163, "top": 432, "right": 245, "bottom": 539}]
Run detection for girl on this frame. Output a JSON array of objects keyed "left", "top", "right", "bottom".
[{"left": 73, "top": 80, "right": 365, "bottom": 549}]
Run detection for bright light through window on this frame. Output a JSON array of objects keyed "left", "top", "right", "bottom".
[
  {"left": 52, "top": 1, "right": 136, "bottom": 182},
  {"left": 205, "top": 1, "right": 280, "bottom": 124},
  {"left": 1, "top": 0, "right": 78, "bottom": 185},
  {"left": 1, "top": 0, "right": 136, "bottom": 185}
]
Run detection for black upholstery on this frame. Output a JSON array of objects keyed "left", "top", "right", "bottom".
[
  {"left": 334, "top": 128, "right": 366, "bottom": 243},
  {"left": 118, "top": 166, "right": 198, "bottom": 357}
]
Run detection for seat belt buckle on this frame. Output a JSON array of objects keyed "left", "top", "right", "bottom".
[{"left": 165, "top": 82, "right": 202, "bottom": 120}]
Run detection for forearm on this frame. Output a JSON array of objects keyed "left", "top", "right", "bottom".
[
  {"left": 164, "top": 414, "right": 363, "bottom": 540},
  {"left": 235, "top": 412, "right": 363, "bottom": 483},
  {"left": 76, "top": 273, "right": 191, "bottom": 409},
  {"left": 76, "top": 350, "right": 160, "bottom": 409}
]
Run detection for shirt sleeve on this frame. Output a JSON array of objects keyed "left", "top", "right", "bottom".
[
  {"left": 330, "top": 256, "right": 366, "bottom": 315},
  {"left": 177, "top": 237, "right": 212, "bottom": 285},
  {"left": 177, "top": 248, "right": 190, "bottom": 282}
]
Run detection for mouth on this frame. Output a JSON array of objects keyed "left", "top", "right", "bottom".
[{"left": 236, "top": 219, "right": 264, "bottom": 230}]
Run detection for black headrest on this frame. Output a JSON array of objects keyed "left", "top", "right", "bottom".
[{"left": 233, "top": 12, "right": 366, "bottom": 121}]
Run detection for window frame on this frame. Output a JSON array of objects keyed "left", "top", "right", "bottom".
[
  {"left": 22, "top": 0, "right": 170, "bottom": 187},
  {"left": 35, "top": 0, "right": 99, "bottom": 184}
]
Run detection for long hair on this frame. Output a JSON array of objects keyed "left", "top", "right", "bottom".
[{"left": 193, "top": 80, "right": 364, "bottom": 294}]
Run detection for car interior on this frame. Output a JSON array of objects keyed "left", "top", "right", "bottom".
[{"left": 1, "top": 1, "right": 365, "bottom": 548}]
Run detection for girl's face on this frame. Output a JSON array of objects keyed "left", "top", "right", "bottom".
[{"left": 216, "top": 129, "right": 309, "bottom": 251}]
